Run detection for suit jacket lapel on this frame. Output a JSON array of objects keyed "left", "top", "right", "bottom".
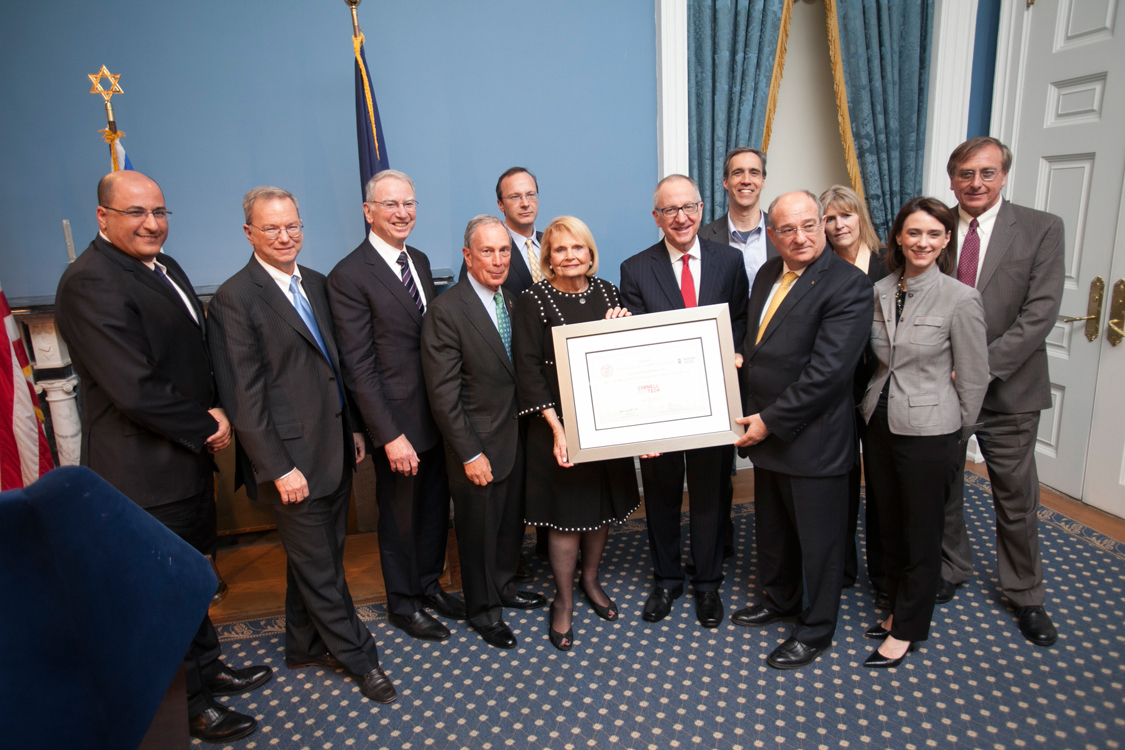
[
  {"left": 247, "top": 259, "right": 326, "bottom": 359},
  {"left": 754, "top": 252, "right": 827, "bottom": 348},
  {"left": 160, "top": 261, "right": 206, "bottom": 332},
  {"left": 747, "top": 257, "right": 780, "bottom": 349},
  {"left": 363, "top": 240, "right": 424, "bottom": 328},
  {"left": 974, "top": 201, "right": 1017, "bottom": 293},
  {"left": 407, "top": 245, "right": 439, "bottom": 306},
  {"left": 96, "top": 237, "right": 201, "bottom": 330},
  {"left": 506, "top": 236, "right": 534, "bottom": 291},
  {"left": 696, "top": 243, "right": 717, "bottom": 306},
  {"left": 459, "top": 280, "right": 515, "bottom": 376},
  {"left": 879, "top": 278, "right": 899, "bottom": 343},
  {"left": 302, "top": 270, "right": 340, "bottom": 367},
  {"left": 648, "top": 245, "right": 685, "bottom": 310}
]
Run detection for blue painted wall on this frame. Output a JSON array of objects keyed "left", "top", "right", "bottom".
[{"left": 0, "top": 2, "right": 658, "bottom": 300}]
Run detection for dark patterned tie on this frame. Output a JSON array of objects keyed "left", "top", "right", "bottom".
[
  {"left": 397, "top": 251, "right": 424, "bottom": 313},
  {"left": 494, "top": 292, "right": 511, "bottom": 357},
  {"left": 957, "top": 219, "right": 980, "bottom": 287}
]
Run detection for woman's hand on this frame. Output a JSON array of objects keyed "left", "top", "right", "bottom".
[
  {"left": 552, "top": 425, "right": 575, "bottom": 468},
  {"left": 605, "top": 306, "right": 631, "bottom": 320}
]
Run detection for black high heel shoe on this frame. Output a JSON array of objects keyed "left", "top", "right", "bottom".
[
  {"left": 579, "top": 582, "right": 618, "bottom": 621},
  {"left": 864, "top": 622, "right": 890, "bottom": 640},
  {"left": 863, "top": 641, "right": 915, "bottom": 668},
  {"left": 548, "top": 600, "right": 573, "bottom": 652}
]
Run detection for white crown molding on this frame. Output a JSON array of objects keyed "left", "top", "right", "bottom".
[
  {"left": 656, "top": 0, "right": 689, "bottom": 180},
  {"left": 922, "top": 0, "right": 979, "bottom": 205}
]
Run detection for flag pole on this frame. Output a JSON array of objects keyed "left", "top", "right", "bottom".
[
  {"left": 88, "top": 65, "right": 126, "bottom": 171},
  {"left": 347, "top": 0, "right": 361, "bottom": 37}
]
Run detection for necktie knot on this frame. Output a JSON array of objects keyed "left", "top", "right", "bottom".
[
  {"left": 970, "top": 218, "right": 979, "bottom": 229},
  {"left": 397, "top": 251, "right": 408, "bottom": 268}
]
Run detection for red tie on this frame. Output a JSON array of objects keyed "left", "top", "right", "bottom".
[
  {"left": 680, "top": 254, "right": 697, "bottom": 308},
  {"left": 957, "top": 219, "right": 980, "bottom": 287}
]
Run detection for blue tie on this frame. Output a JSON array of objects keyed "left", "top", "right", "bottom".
[{"left": 289, "top": 276, "right": 343, "bottom": 406}]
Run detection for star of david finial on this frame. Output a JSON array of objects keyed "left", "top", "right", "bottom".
[{"left": 88, "top": 66, "right": 124, "bottom": 102}]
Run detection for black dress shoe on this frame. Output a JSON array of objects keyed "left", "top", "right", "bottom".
[
  {"left": 501, "top": 590, "right": 548, "bottom": 610},
  {"left": 188, "top": 703, "right": 257, "bottom": 742},
  {"left": 696, "top": 591, "right": 723, "bottom": 628},
  {"left": 730, "top": 602, "right": 800, "bottom": 627},
  {"left": 863, "top": 642, "right": 915, "bottom": 668},
  {"left": 424, "top": 591, "right": 468, "bottom": 620},
  {"left": 474, "top": 620, "right": 517, "bottom": 649},
  {"left": 723, "top": 543, "right": 735, "bottom": 560},
  {"left": 388, "top": 610, "right": 451, "bottom": 641},
  {"left": 685, "top": 561, "right": 696, "bottom": 576},
  {"left": 935, "top": 579, "right": 957, "bottom": 604},
  {"left": 864, "top": 622, "right": 890, "bottom": 640},
  {"left": 204, "top": 663, "right": 272, "bottom": 696},
  {"left": 356, "top": 666, "right": 397, "bottom": 703},
  {"left": 766, "top": 637, "right": 828, "bottom": 669},
  {"left": 874, "top": 589, "right": 893, "bottom": 610},
  {"left": 285, "top": 653, "right": 343, "bottom": 671},
  {"left": 642, "top": 586, "right": 683, "bottom": 622},
  {"left": 1016, "top": 605, "right": 1058, "bottom": 647},
  {"left": 514, "top": 554, "right": 535, "bottom": 583}
]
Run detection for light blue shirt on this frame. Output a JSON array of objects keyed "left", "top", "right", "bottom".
[
  {"left": 466, "top": 272, "right": 501, "bottom": 330},
  {"left": 508, "top": 226, "right": 539, "bottom": 277},
  {"left": 728, "top": 212, "right": 768, "bottom": 292}
]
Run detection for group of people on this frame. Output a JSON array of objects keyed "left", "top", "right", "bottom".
[{"left": 52, "top": 135, "right": 1064, "bottom": 743}]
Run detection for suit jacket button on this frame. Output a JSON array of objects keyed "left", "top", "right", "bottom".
[
  {"left": 329, "top": 376, "right": 336, "bottom": 382},
  {"left": 336, "top": 411, "right": 342, "bottom": 418}
]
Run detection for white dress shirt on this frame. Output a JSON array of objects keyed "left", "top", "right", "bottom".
[
  {"left": 508, "top": 226, "right": 539, "bottom": 277},
  {"left": 956, "top": 197, "right": 1004, "bottom": 282},
  {"left": 666, "top": 237, "right": 702, "bottom": 292},
  {"left": 759, "top": 263, "right": 807, "bottom": 326},
  {"left": 727, "top": 212, "right": 768, "bottom": 288},
  {"left": 368, "top": 230, "right": 428, "bottom": 307}
]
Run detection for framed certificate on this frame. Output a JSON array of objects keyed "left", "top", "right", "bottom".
[{"left": 552, "top": 303, "right": 744, "bottom": 463}]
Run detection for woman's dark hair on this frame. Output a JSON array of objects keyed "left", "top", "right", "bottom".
[{"left": 885, "top": 197, "right": 958, "bottom": 275}]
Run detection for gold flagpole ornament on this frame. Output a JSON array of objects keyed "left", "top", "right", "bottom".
[
  {"left": 88, "top": 65, "right": 126, "bottom": 171},
  {"left": 346, "top": 0, "right": 381, "bottom": 161}
]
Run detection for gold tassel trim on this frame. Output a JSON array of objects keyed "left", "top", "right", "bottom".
[
  {"left": 99, "top": 128, "right": 125, "bottom": 172},
  {"left": 353, "top": 32, "right": 382, "bottom": 163},
  {"left": 824, "top": 0, "right": 864, "bottom": 199},
  {"left": 761, "top": 0, "right": 794, "bottom": 152}
]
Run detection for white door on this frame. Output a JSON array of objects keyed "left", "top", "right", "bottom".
[{"left": 997, "top": 0, "right": 1125, "bottom": 506}]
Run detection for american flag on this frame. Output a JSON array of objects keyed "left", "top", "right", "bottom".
[{"left": 0, "top": 285, "right": 53, "bottom": 489}]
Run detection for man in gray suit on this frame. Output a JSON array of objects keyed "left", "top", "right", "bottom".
[
  {"left": 421, "top": 215, "right": 546, "bottom": 650},
  {"left": 208, "top": 186, "right": 397, "bottom": 703},
  {"left": 939, "top": 137, "right": 1065, "bottom": 647}
]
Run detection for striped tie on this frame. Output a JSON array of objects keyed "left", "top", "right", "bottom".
[
  {"left": 527, "top": 239, "right": 544, "bottom": 284},
  {"left": 397, "top": 251, "right": 424, "bottom": 313}
]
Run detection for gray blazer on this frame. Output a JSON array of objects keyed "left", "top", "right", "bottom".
[
  {"left": 861, "top": 264, "right": 989, "bottom": 439},
  {"left": 962, "top": 199, "right": 1064, "bottom": 414}
]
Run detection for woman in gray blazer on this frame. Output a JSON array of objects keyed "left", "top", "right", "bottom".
[{"left": 860, "top": 197, "right": 988, "bottom": 668}]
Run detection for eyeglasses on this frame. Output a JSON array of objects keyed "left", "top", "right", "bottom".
[
  {"left": 954, "top": 169, "right": 1001, "bottom": 183},
  {"left": 476, "top": 248, "right": 512, "bottom": 259},
  {"left": 370, "top": 200, "right": 418, "bottom": 211},
  {"left": 773, "top": 221, "right": 822, "bottom": 239},
  {"left": 100, "top": 206, "right": 172, "bottom": 220},
  {"left": 656, "top": 202, "right": 702, "bottom": 219},
  {"left": 502, "top": 192, "right": 538, "bottom": 203},
  {"left": 249, "top": 223, "right": 303, "bottom": 240}
]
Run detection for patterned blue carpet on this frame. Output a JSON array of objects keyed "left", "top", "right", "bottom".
[{"left": 202, "top": 473, "right": 1125, "bottom": 749}]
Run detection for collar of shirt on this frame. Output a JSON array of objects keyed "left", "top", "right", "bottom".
[
  {"left": 508, "top": 226, "right": 539, "bottom": 273},
  {"left": 665, "top": 236, "right": 701, "bottom": 265},
  {"left": 958, "top": 196, "right": 1003, "bottom": 243},
  {"left": 368, "top": 230, "right": 428, "bottom": 306},
  {"left": 466, "top": 273, "right": 502, "bottom": 328},
  {"left": 153, "top": 256, "right": 200, "bottom": 324},
  {"left": 255, "top": 253, "right": 305, "bottom": 302},
  {"left": 727, "top": 212, "right": 765, "bottom": 245}
]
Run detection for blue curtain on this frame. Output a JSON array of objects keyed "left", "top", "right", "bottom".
[
  {"left": 688, "top": 0, "right": 786, "bottom": 225},
  {"left": 834, "top": 0, "right": 934, "bottom": 240}
]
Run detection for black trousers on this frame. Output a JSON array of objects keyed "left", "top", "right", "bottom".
[
  {"left": 844, "top": 432, "right": 885, "bottom": 591},
  {"left": 448, "top": 445, "right": 525, "bottom": 628},
  {"left": 146, "top": 485, "right": 222, "bottom": 718},
  {"left": 371, "top": 442, "right": 451, "bottom": 617},
  {"left": 270, "top": 455, "right": 380, "bottom": 677},
  {"left": 753, "top": 467, "right": 849, "bottom": 648},
  {"left": 865, "top": 413, "right": 960, "bottom": 642},
  {"left": 642, "top": 446, "right": 731, "bottom": 592}
]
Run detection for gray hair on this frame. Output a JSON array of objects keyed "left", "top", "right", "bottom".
[
  {"left": 463, "top": 214, "right": 506, "bottom": 249},
  {"left": 243, "top": 186, "right": 299, "bottom": 224},
  {"left": 364, "top": 169, "right": 416, "bottom": 202},
  {"left": 652, "top": 174, "right": 702, "bottom": 209},
  {"left": 767, "top": 190, "right": 823, "bottom": 226}
]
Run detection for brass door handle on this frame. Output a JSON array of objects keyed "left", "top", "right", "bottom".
[
  {"left": 1063, "top": 314, "right": 1098, "bottom": 322},
  {"left": 1109, "top": 320, "right": 1124, "bottom": 337},
  {"left": 1069, "top": 277, "right": 1104, "bottom": 342},
  {"left": 1110, "top": 280, "right": 1125, "bottom": 347}
]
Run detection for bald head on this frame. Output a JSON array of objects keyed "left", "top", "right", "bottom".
[
  {"left": 765, "top": 191, "right": 826, "bottom": 271},
  {"left": 96, "top": 171, "right": 169, "bottom": 262}
]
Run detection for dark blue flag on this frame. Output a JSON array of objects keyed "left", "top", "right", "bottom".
[{"left": 354, "top": 34, "right": 389, "bottom": 228}]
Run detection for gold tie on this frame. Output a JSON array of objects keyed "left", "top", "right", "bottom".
[
  {"left": 756, "top": 272, "right": 799, "bottom": 344},
  {"left": 527, "top": 239, "right": 544, "bottom": 283}
]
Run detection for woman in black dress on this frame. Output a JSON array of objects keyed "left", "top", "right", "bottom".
[
  {"left": 511, "top": 216, "right": 641, "bottom": 651},
  {"left": 820, "top": 185, "right": 890, "bottom": 605}
]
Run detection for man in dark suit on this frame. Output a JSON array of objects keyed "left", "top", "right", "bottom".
[
  {"left": 939, "top": 137, "right": 1064, "bottom": 648},
  {"left": 327, "top": 170, "right": 465, "bottom": 642},
  {"left": 421, "top": 215, "right": 547, "bottom": 650},
  {"left": 619, "top": 174, "right": 749, "bottom": 629},
  {"left": 207, "top": 186, "right": 396, "bottom": 705},
  {"left": 696, "top": 147, "right": 779, "bottom": 571},
  {"left": 458, "top": 166, "right": 547, "bottom": 574},
  {"left": 54, "top": 170, "right": 270, "bottom": 743},
  {"left": 731, "top": 190, "right": 872, "bottom": 669}
]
